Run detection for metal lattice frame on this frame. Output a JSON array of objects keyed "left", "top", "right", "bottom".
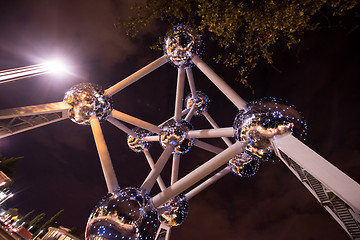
[
  {"left": 271, "top": 134, "right": 360, "bottom": 239},
  {"left": 0, "top": 53, "right": 359, "bottom": 239}
]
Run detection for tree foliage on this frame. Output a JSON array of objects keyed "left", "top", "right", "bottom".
[
  {"left": 0, "top": 153, "right": 23, "bottom": 179},
  {"left": 4, "top": 208, "right": 18, "bottom": 218},
  {"left": 16, "top": 210, "right": 34, "bottom": 227},
  {"left": 33, "top": 209, "right": 64, "bottom": 238},
  {"left": 27, "top": 213, "right": 46, "bottom": 233},
  {"left": 69, "top": 226, "right": 78, "bottom": 236},
  {"left": 118, "top": 0, "right": 359, "bottom": 85}
]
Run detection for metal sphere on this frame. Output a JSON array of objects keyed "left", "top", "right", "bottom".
[
  {"left": 127, "top": 128, "right": 153, "bottom": 152},
  {"left": 160, "top": 119, "right": 194, "bottom": 155},
  {"left": 184, "top": 91, "right": 210, "bottom": 116},
  {"left": 85, "top": 187, "right": 159, "bottom": 240},
  {"left": 228, "top": 152, "right": 261, "bottom": 177},
  {"left": 158, "top": 194, "right": 189, "bottom": 227},
  {"left": 63, "top": 83, "right": 112, "bottom": 125},
  {"left": 163, "top": 25, "right": 203, "bottom": 68},
  {"left": 233, "top": 97, "right": 307, "bottom": 160}
]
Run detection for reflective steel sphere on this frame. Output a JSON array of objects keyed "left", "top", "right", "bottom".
[
  {"left": 160, "top": 120, "right": 194, "bottom": 154},
  {"left": 127, "top": 128, "right": 153, "bottom": 152},
  {"left": 228, "top": 152, "right": 261, "bottom": 177},
  {"left": 85, "top": 187, "right": 159, "bottom": 240},
  {"left": 163, "top": 25, "right": 203, "bottom": 68},
  {"left": 233, "top": 97, "right": 307, "bottom": 160},
  {"left": 158, "top": 194, "right": 189, "bottom": 227},
  {"left": 64, "top": 83, "right": 112, "bottom": 125},
  {"left": 184, "top": 91, "right": 210, "bottom": 116}
]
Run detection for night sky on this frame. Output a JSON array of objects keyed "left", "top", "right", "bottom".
[{"left": 0, "top": 1, "right": 359, "bottom": 240}]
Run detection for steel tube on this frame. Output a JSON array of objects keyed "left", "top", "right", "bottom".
[
  {"left": 184, "top": 105, "right": 197, "bottom": 122},
  {"left": 107, "top": 117, "right": 137, "bottom": 137},
  {"left": 174, "top": 67, "right": 185, "bottom": 122},
  {"left": 193, "top": 139, "right": 223, "bottom": 154},
  {"left": 143, "top": 135, "right": 160, "bottom": 142},
  {"left": 186, "top": 68, "right": 197, "bottom": 98},
  {"left": 185, "top": 167, "right": 231, "bottom": 200},
  {"left": 90, "top": 116, "right": 119, "bottom": 193},
  {"left": 203, "top": 111, "right": 233, "bottom": 147},
  {"left": 105, "top": 55, "right": 168, "bottom": 96},
  {"left": 111, "top": 109, "right": 161, "bottom": 134},
  {"left": 171, "top": 154, "right": 180, "bottom": 185},
  {"left": 187, "top": 127, "right": 235, "bottom": 139},
  {"left": 141, "top": 145, "right": 174, "bottom": 193},
  {"left": 143, "top": 149, "right": 166, "bottom": 191},
  {"left": 191, "top": 55, "right": 247, "bottom": 110},
  {"left": 151, "top": 141, "right": 245, "bottom": 207}
]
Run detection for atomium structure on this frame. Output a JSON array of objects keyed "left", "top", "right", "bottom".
[{"left": 0, "top": 25, "right": 359, "bottom": 240}]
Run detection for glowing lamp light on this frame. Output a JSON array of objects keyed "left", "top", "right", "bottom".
[{"left": 43, "top": 59, "right": 69, "bottom": 74}]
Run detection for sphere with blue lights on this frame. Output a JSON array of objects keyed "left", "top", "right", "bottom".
[
  {"left": 228, "top": 151, "right": 261, "bottom": 177},
  {"left": 233, "top": 97, "right": 307, "bottom": 160},
  {"left": 158, "top": 194, "right": 189, "bottom": 227},
  {"left": 184, "top": 91, "right": 210, "bottom": 116},
  {"left": 160, "top": 120, "right": 194, "bottom": 154},
  {"left": 64, "top": 83, "right": 112, "bottom": 125},
  {"left": 163, "top": 25, "right": 203, "bottom": 68},
  {"left": 85, "top": 187, "right": 159, "bottom": 240},
  {"left": 127, "top": 128, "right": 153, "bottom": 152}
]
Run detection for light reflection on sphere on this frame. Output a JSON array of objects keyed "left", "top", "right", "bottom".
[
  {"left": 233, "top": 97, "right": 307, "bottom": 160},
  {"left": 85, "top": 187, "right": 159, "bottom": 240},
  {"left": 64, "top": 83, "right": 112, "bottom": 125},
  {"left": 160, "top": 120, "right": 194, "bottom": 154},
  {"left": 158, "top": 194, "right": 189, "bottom": 227},
  {"left": 127, "top": 128, "right": 153, "bottom": 152},
  {"left": 163, "top": 25, "right": 203, "bottom": 68},
  {"left": 228, "top": 152, "right": 260, "bottom": 177},
  {"left": 184, "top": 91, "right": 210, "bottom": 116}
]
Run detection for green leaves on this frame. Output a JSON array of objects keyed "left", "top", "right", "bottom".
[
  {"left": 117, "top": 0, "right": 358, "bottom": 85},
  {"left": 0, "top": 154, "right": 23, "bottom": 179},
  {"left": 33, "top": 209, "right": 64, "bottom": 238}
]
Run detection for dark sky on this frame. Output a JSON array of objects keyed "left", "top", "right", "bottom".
[{"left": 0, "top": 1, "right": 359, "bottom": 240}]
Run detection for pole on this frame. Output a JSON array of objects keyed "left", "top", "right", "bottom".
[
  {"left": 203, "top": 112, "right": 233, "bottom": 147},
  {"left": 193, "top": 139, "right": 223, "bottom": 154},
  {"left": 90, "top": 116, "right": 119, "bottom": 192},
  {"left": 111, "top": 109, "right": 161, "bottom": 134},
  {"left": 185, "top": 68, "right": 197, "bottom": 98},
  {"left": 105, "top": 55, "right": 168, "bottom": 96},
  {"left": 174, "top": 67, "right": 185, "bottom": 122},
  {"left": 184, "top": 105, "right": 197, "bottom": 122},
  {"left": 191, "top": 55, "right": 247, "bottom": 110},
  {"left": 141, "top": 145, "right": 174, "bottom": 193},
  {"left": 187, "top": 127, "right": 235, "bottom": 139},
  {"left": 107, "top": 117, "right": 137, "bottom": 137},
  {"left": 185, "top": 167, "right": 231, "bottom": 200},
  {"left": 143, "top": 135, "right": 160, "bottom": 142},
  {"left": 143, "top": 149, "right": 167, "bottom": 191},
  {"left": 151, "top": 141, "right": 245, "bottom": 208},
  {"left": 171, "top": 154, "right": 180, "bottom": 185}
]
